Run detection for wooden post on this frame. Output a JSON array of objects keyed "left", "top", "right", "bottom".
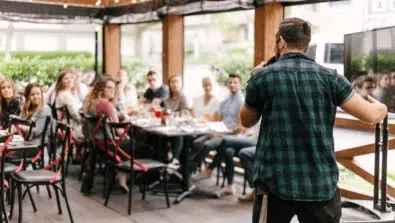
[
  {"left": 254, "top": 3, "right": 284, "bottom": 66},
  {"left": 103, "top": 24, "right": 121, "bottom": 76},
  {"left": 162, "top": 15, "right": 184, "bottom": 85}
]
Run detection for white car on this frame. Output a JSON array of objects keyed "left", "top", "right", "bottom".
[{"left": 306, "top": 42, "right": 344, "bottom": 75}]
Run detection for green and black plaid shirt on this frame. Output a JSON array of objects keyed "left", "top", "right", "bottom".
[{"left": 246, "top": 52, "right": 354, "bottom": 201}]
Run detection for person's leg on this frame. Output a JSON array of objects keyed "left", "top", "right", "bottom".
[
  {"left": 215, "top": 147, "right": 236, "bottom": 197},
  {"left": 171, "top": 136, "right": 184, "bottom": 161},
  {"left": 238, "top": 146, "right": 256, "bottom": 202},
  {"left": 296, "top": 188, "right": 342, "bottom": 223},
  {"left": 189, "top": 135, "right": 209, "bottom": 170},
  {"left": 252, "top": 191, "right": 295, "bottom": 223},
  {"left": 208, "top": 136, "right": 256, "bottom": 170}
]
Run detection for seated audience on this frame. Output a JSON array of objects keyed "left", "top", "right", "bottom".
[
  {"left": 116, "top": 69, "right": 138, "bottom": 115},
  {"left": 164, "top": 74, "right": 192, "bottom": 168},
  {"left": 209, "top": 124, "right": 259, "bottom": 198},
  {"left": 190, "top": 74, "right": 245, "bottom": 174},
  {"left": 192, "top": 77, "right": 220, "bottom": 119},
  {"left": 373, "top": 72, "right": 393, "bottom": 110},
  {"left": 352, "top": 75, "right": 376, "bottom": 99},
  {"left": 19, "top": 83, "right": 52, "bottom": 145},
  {"left": 140, "top": 71, "right": 169, "bottom": 104},
  {"left": 0, "top": 78, "right": 21, "bottom": 130},
  {"left": 51, "top": 68, "right": 84, "bottom": 142},
  {"left": 83, "top": 75, "right": 131, "bottom": 192}
]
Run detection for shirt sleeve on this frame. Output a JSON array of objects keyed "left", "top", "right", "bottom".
[
  {"left": 160, "top": 85, "right": 169, "bottom": 100},
  {"left": 32, "top": 106, "right": 52, "bottom": 138},
  {"left": 245, "top": 76, "right": 263, "bottom": 111},
  {"left": 332, "top": 74, "right": 354, "bottom": 106}
]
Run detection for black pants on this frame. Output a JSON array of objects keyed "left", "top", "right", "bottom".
[{"left": 252, "top": 188, "right": 341, "bottom": 223}]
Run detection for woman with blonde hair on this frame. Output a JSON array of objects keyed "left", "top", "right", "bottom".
[{"left": 0, "top": 78, "right": 21, "bottom": 129}]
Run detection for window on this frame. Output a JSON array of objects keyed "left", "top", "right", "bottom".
[
  {"left": 306, "top": 44, "right": 317, "bottom": 60},
  {"left": 324, "top": 43, "right": 343, "bottom": 64}
]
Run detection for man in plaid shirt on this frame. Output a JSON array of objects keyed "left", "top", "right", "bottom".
[{"left": 240, "top": 18, "right": 388, "bottom": 223}]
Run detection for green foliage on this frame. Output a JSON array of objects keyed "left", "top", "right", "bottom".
[
  {"left": 121, "top": 58, "right": 151, "bottom": 90},
  {"left": 0, "top": 54, "right": 95, "bottom": 86},
  {"left": 0, "top": 51, "right": 151, "bottom": 89},
  {"left": 0, "top": 51, "right": 92, "bottom": 60},
  {"left": 349, "top": 51, "right": 395, "bottom": 75},
  {"left": 214, "top": 44, "right": 254, "bottom": 88}
]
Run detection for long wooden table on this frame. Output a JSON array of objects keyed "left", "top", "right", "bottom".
[{"left": 335, "top": 113, "right": 395, "bottom": 200}]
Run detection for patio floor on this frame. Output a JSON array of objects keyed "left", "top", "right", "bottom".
[{"left": 8, "top": 166, "right": 395, "bottom": 223}]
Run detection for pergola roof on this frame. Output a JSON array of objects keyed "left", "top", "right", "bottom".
[{"left": 0, "top": 0, "right": 345, "bottom": 24}]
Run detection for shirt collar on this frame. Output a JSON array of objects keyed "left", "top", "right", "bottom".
[{"left": 278, "top": 52, "right": 315, "bottom": 62}]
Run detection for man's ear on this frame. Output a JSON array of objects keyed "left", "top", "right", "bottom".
[{"left": 278, "top": 36, "right": 286, "bottom": 50}]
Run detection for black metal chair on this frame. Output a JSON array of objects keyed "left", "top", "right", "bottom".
[
  {"left": 9, "top": 122, "right": 74, "bottom": 223},
  {"left": 103, "top": 120, "right": 170, "bottom": 215},
  {"left": 0, "top": 133, "right": 14, "bottom": 223}
]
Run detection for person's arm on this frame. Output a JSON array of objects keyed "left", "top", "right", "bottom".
[
  {"left": 64, "top": 93, "right": 82, "bottom": 122},
  {"left": 31, "top": 106, "right": 52, "bottom": 138},
  {"left": 333, "top": 72, "right": 387, "bottom": 124},
  {"left": 241, "top": 75, "right": 264, "bottom": 128},
  {"left": 341, "top": 94, "right": 387, "bottom": 124},
  {"left": 240, "top": 105, "right": 261, "bottom": 128}
]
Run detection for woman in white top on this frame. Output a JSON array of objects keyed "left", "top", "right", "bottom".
[
  {"left": 116, "top": 69, "right": 138, "bottom": 115},
  {"left": 52, "top": 68, "right": 84, "bottom": 142},
  {"left": 192, "top": 77, "right": 219, "bottom": 119}
]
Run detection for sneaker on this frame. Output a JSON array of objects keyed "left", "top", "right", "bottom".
[
  {"left": 192, "top": 168, "right": 212, "bottom": 181},
  {"left": 215, "top": 186, "right": 236, "bottom": 198},
  {"left": 167, "top": 159, "right": 181, "bottom": 175},
  {"left": 167, "top": 159, "right": 180, "bottom": 170}
]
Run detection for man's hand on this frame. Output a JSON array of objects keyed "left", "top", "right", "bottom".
[{"left": 232, "top": 125, "right": 246, "bottom": 134}]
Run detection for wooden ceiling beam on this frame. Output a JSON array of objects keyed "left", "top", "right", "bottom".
[{"left": 30, "top": 0, "right": 152, "bottom": 7}]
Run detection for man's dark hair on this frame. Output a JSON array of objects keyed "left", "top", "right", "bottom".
[
  {"left": 228, "top": 73, "right": 242, "bottom": 83},
  {"left": 352, "top": 75, "right": 375, "bottom": 89},
  {"left": 276, "top": 18, "right": 311, "bottom": 50},
  {"left": 146, "top": 70, "right": 157, "bottom": 77}
]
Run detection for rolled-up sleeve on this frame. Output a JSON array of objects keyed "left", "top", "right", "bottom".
[
  {"left": 245, "top": 76, "right": 264, "bottom": 112},
  {"left": 333, "top": 74, "right": 354, "bottom": 106}
]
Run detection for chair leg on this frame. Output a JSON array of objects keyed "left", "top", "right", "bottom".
[
  {"left": 142, "top": 175, "right": 147, "bottom": 201},
  {"left": 46, "top": 185, "right": 52, "bottom": 199},
  {"left": 104, "top": 174, "right": 115, "bottom": 207},
  {"left": 26, "top": 187, "right": 37, "bottom": 212},
  {"left": 128, "top": 171, "right": 134, "bottom": 215},
  {"left": 221, "top": 168, "right": 226, "bottom": 188},
  {"left": 216, "top": 165, "right": 220, "bottom": 186},
  {"left": 1, "top": 186, "right": 9, "bottom": 223},
  {"left": 53, "top": 185, "right": 62, "bottom": 214},
  {"left": 17, "top": 183, "right": 22, "bottom": 223},
  {"left": 242, "top": 175, "right": 247, "bottom": 195},
  {"left": 9, "top": 182, "right": 15, "bottom": 220},
  {"left": 61, "top": 182, "right": 74, "bottom": 223},
  {"left": 163, "top": 170, "right": 170, "bottom": 208}
]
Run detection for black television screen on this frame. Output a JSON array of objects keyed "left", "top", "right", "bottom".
[{"left": 344, "top": 26, "right": 395, "bottom": 112}]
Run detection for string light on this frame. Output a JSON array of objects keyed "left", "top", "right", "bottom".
[
  {"left": 114, "top": 0, "right": 120, "bottom": 3},
  {"left": 63, "top": 0, "right": 68, "bottom": 8},
  {"left": 95, "top": 0, "right": 101, "bottom": 6}
]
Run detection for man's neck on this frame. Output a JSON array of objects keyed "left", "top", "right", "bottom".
[
  {"left": 280, "top": 48, "right": 305, "bottom": 56},
  {"left": 151, "top": 85, "right": 160, "bottom": 92}
]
